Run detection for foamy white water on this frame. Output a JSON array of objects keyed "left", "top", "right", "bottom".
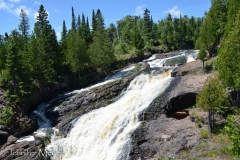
[
  {"left": 16, "top": 136, "right": 35, "bottom": 143},
  {"left": 17, "top": 65, "right": 136, "bottom": 143},
  {"left": 46, "top": 67, "right": 173, "bottom": 160}
]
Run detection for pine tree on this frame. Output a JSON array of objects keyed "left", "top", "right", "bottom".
[
  {"left": 92, "top": 9, "right": 97, "bottom": 32},
  {"left": 196, "top": 76, "right": 227, "bottom": 132},
  {"left": 218, "top": 10, "right": 240, "bottom": 107},
  {"left": 198, "top": 48, "right": 207, "bottom": 72},
  {"left": 71, "top": 7, "right": 77, "bottom": 32},
  {"left": 31, "top": 4, "right": 58, "bottom": 88},
  {"left": 77, "top": 14, "right": 81, "bottom": 30},
  {"left": 36, "top": 5, "right": 49, "bottom": 29},
  {"left": 66, "top": 30, "right": 88, "bottom": 82},
  {"left": 0, "top": 30, "right": 31, "bottom": 103},
  {"left": 86, "top": 17, "right": 92, "bottom": 45},
  {"left": 96, "top": 9, "right": 104, "bottom": 29},
  {"left": 89, "top": 19, "right": 115, "bottom": 71},
  {"left": 18, "top": 9, "right": 30, "bottom": 40},
  {"left": 142, "top": 8, "right": 152, "bottom": 44},
  {"left": 224, "top": 0, "right": 240, "bottom": 36},
  {"left": 60, "top": 20, "right": 68, "bottom": 52},
  {"left": 131, "top": 18, "right": 144, "bottom": 50},
  {"left": 195, "top": 15, "right": 215, "bottom": 56},
  {"left": 107, "top": 23, "right": 117, "bottom": 44}
]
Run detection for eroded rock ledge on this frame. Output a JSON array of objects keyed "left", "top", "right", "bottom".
[{"left": 129, "top": 66, "right": 213, "bottom": 159}]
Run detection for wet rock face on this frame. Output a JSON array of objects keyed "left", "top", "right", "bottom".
[
  {"left": 44, "top": 63, "right": 151, "bottom": 137},
  {"left": 0, "top": 141, "right": 40, "bottom": 160},
  {"left": 129, "top": 60, "right": 213, "bottom": 159},
  {"left": 171, "top": 60, "right": 202, "bottom": 77},
  {"left": 129, "top": 114, "right": 200, "bottom": 160}
]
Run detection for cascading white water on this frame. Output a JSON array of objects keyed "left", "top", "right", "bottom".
[
  {"left": 46, "top": 65, "right": 173, "bottom": 159},
  {"left": 16, "top": 65, "right": 136, "bottom": 143}
]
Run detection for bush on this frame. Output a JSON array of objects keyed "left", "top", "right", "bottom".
[
  {"left": 225, "top": 114, "right": 240, "bottom": 158},
  {"left": 0, "top": 105, "right": 14, "bottom": 126},
  {"left": 212, "top": 59, "right": 218, "bottom": 71},
  {"left": 201, "top": 128, "right": 210, "bottom": 139}
]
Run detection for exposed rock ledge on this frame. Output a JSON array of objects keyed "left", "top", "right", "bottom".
[{"left": 129, "top": 71, "right": 213, "bottom": 159}]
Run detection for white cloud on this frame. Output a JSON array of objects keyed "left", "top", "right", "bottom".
[
  {"left": 13, "top": 5, "right": 32, "bottom": 16},
  {"left": 34, "top": 1, "right": 41, "bottom": 5},
  {"left": 166, "top": 6, "right": 181, "bottom": 17},
  {"left": 0, "top": 0, "right": 14, "bottom": 12},
  {"left": 0, "top": 0, "right": 36, "bottom": 18},
  {"left": 54, "top": 9, "right": 61, "bottom": 13},
  {"left": 134, "top": 4, "right": 146, "bottom": 16},
  {"left": 9, "top": 0, "right": 20, "bottom": 3}
]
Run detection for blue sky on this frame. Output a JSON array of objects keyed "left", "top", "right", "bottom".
[{"left": 0, "top": 0, "right": 211, "bottom": 39}]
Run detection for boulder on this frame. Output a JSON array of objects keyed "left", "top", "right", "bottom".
[
  {"left": 171, "top": 60, "right": 202, "bottom": 77},
  {"left": 7, "top": 135, "right": 18, "bottom": 145},
  {"left": 129, "top": 114, "right": 200, "bottom": 160}
]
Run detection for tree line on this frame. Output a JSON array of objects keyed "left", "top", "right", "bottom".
[
  {"left": 196, "top": 0, "right": 240, "bottom": 157},
  {"left": 0, "top": 5, "right": 203, "bottom": 105}
]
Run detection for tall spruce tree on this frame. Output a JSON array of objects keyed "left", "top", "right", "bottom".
[
  {"left": 89, "top": 12, "right": 115, "bottom": 71},
  {"left": 131, "top": 18, "right": 144, "bottom": 50},
  {"left": 31, "top": 4, "right": 57, "bottom": 89},
  {"left": 143, "top": 8, "right": 152, "bottom": 44},
  {"left": 218, "top": 10, "right": 240, "bottom": 107},
  {"left": 36, "top": 5, "right": 49, "bottom": 30},
  {"left": 18, "top": 9, "right": 30, "bottom": 41},
  {"left": 71, "top": 7, "right": 77, "bottom": 32},
  {"left": 60, "top": 20, "right": 68, "bottom": 52}
]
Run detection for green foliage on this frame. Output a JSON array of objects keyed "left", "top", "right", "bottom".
[
  {"left": 200, "top": 128, "right": 210, "bottom": 139},
  {"left": 0, "top": 105, "right": 14, "bottom": 126},
  {"left": 225, "top": 114, "right": 240, "bottom": 157},
  {"left": 66, "top": 30, "right": 87, "bottom": 73},
  {"left": 218, "top": 10, "right": 240, "bottom": 92},
  {"left": 196, "top": 76, "right": 228, "bottom": 114},
  {"left": 18, "top": 9, "right": 30, "bottom": 40},
  {"left": 195, "top": 0, "right": 227, "bottom": 56},
  {"left": 131, "top": 18, "right": 144, "bottom": 50},
  {"left": 60, "top": 20, "right": 68, "bottom": 52},
  {"left": 224, "top": 0, "right": 240, "bottom": 37},
  {"left": 212, "top": 59, "right": 218, "bottom": 71},
  {"left": 36, "top": 4, "right": 49, "bottom": 29},
  {"left": 88, "top": 28, "right": 115, "bottom": 68},
  {"left": 198, "top": 48, "right": 207, "bottom": 70}
]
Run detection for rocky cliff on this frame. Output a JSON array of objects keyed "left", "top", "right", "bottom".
[{"left": 129, "top": 60, "right": 214, "bottom": 160}]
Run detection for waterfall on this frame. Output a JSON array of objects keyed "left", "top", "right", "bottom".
[
  {"left": 17, "top": 50, "right": 198, "bottom": 159},
  {"left": 46, "top": 68, "right": 173, "bottom": 160},
  {"left": 16, "top": 65, "right": 136, "bottom": 143}
]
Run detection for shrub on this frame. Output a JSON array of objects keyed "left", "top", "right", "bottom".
[
  {"left": 225, "top": 114, "right": 240, "bottom": 158},
  {"left": 0, "top": 105, "right": 14, "bottom": 126},
  {"left": 201, "top": 128, "right": 210, "bottom": 139}
]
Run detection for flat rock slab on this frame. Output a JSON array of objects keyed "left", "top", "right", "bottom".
[
  {"left": 171, "top": 60, "right": 202, "bottom": 77},
  {"left": 130, "top": 114, "right": 200, "bottom": 160}
]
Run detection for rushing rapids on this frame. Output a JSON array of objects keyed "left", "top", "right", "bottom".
[
  {"left": 46, "top": 69, "right": 173, "bottom": 160},
  {"left": 17, "top": 50, "right": 198, "bottom": 159}
]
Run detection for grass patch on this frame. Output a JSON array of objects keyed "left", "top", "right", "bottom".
[{"left": 200, "top": 128, "right": 210, "bottom": 139}]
